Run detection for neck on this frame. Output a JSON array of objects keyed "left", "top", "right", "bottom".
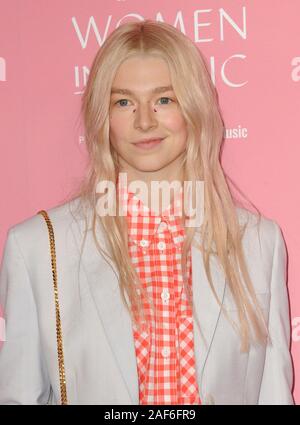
[
  {"left": 117, "top": 154, "right": 187, "bottom": 220},
  {"left": 121, "top": 162, "right": 185, "bottom": 188}
]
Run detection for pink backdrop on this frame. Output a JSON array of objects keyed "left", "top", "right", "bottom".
[{"left": 0, "top": 0, "right": 299, "bottom": 403}]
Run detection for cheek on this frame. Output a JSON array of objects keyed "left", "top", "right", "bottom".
[
  {"left": 109, "top": 114, "right": 128, "bottom": 145},
  {"left": 109, "top": 110, "right": 131, "bottom": 129},
  {"left": 163, "top": 111, "right": 187, "bottom": 133}
]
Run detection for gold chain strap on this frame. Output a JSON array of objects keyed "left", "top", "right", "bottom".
[{"left": 37, "top": 210, "right": 68, "bottom": 405}]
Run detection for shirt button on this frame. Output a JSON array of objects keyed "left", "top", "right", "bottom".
[
  {"left": 158, "top": 221, "right": 168, "bottom": 233},
  {"left": 161, "top": 347, "right": 170, "bottom": 358},
  {"left": 140, "top": 239, "right": 149, "bottom": 248},
  {"left": 157, "top": 241, "right": 166, "bottom": 251},
  {"left": 174, "top": 234, "right": 184, "bottom": 244},
  {"left": 161, "top": 290, "right": 170, "bottom": 301}
]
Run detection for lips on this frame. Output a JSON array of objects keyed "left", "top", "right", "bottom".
[{"left": 133, "top": 137, "right": 165, "bottom": 150}]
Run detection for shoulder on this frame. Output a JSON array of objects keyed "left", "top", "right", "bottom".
[
  {"left": 235, "top": 205, "right": 286, "bottom": 267},
  {"left": 236, "top": 205, "right": 283, "bottom": 239},
  {"left": 3, "top": 196, "right": 90, "bottom": 258}
]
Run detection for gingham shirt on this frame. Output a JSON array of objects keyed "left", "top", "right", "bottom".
[{"left": 118, "top": 182, "right": 201, "bottom": 405}]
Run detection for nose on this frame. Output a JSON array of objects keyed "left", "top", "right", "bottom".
[{"left": 133, "top": 103, "right": 158, "bottom": 131}]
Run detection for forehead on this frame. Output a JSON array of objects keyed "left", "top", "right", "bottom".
[{"left": 111, "top": 55, "right": 172, "bottom": 94}]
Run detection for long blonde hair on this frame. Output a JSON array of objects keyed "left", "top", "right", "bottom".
[{"left": 64, "top": 19, "right": 269, "bottom": 353}]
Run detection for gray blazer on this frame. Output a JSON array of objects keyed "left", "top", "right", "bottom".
[{"left": 0, "top": 198, "right": 295, "bottom": 404}]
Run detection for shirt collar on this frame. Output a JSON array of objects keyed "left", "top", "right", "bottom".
[{"left": 116, "top": 178, "right": 185, "bottom": 245}]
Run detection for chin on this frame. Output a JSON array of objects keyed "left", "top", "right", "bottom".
[{"left": 132, "top": 161, "right": 167, "bottom": 173}]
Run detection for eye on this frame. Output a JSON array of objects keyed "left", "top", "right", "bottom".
[
  {"left": 114, "top": 97, "right": 174, "bottom": 107},
  {"left": 115, "top": 99, "right": 130, "bottom": 107},
  {"left": 158, "top": 97, "right": 173, "bottom": 105}
]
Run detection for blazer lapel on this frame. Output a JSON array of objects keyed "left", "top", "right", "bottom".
[
  {"left": 70, "top": 215, "right": 139, "bottom": 403},
  {"left": 70, "top": 208, "right": 226, "bottom": 403},
  {"left": 191, "top": 232, "right": 227, "bottom": 396}
]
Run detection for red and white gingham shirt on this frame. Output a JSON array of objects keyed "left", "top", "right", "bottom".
[{"left": 118, "top": 181, "right": 201, "bottom": 405}]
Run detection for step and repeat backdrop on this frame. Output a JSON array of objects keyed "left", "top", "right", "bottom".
[{"left": 0, "top": 0, "right": 299, "bottom": 403}]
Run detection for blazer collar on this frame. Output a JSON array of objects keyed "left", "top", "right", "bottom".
[{"left": 70, "top": 205, "right": 226, "bottom": 403}]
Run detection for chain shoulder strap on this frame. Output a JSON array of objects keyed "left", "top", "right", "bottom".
[{"left": 37, "top": 210, "right": 68, "bottom": 405}]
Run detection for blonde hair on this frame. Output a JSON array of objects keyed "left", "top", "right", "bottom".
[{"left": 64, "top": 19, "right": 269, "bottom": 353}]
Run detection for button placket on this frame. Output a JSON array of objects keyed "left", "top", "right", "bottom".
[
  {"left": 140, "top": 239, "right": 149, "bottom": 248},
  {"left": 161, "top": 289, "right": 170, "bottom": 305},
  {"left": 157, "top": 241, "right": 166, "bottom": 251},
  {"left": 157, "top": 220, "right": 168, "bottom": 233},
  {"left": 124, "top": 182, "right": 202, "bottom": 404},
  {"left": 138, "top": 238, "right": 150, "bottom": 254},
  {"left": 161, "top": 347, "right": 170, "bottom": 358}
]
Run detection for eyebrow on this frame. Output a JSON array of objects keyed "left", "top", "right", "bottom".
[{"left": 111, "top": 85, "right": 174, "bottom": 95}]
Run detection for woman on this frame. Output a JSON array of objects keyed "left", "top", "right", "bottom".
[{"left": 0, "top": 20, "right": 294, "bottom": 405}]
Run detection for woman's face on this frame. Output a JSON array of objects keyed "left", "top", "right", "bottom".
[{"left": 109, "top": 54, "right": 188, "bottom": 180}]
